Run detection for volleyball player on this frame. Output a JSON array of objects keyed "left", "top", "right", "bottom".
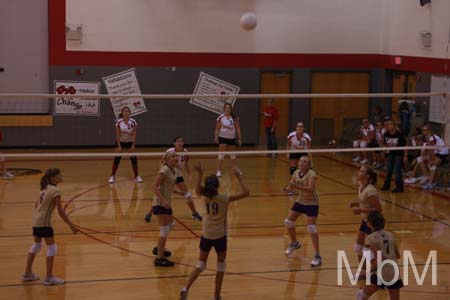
[
  {"left": 108, "top": 106, "right": 142, "bottom": 184},
  {"left": 356, "top": 211, "right": 403, "bottom": 300},
  {"left": 282, "top": 156, "right": 321, "bottom": 267},
  {"left": 286, "top": 122, "right": 312, "bottom": 175},
  {"left": 348, "top": 167, "right": 382, "bottom": 277},
  {"left": 214, "top": 103, "right": 242, "bottom": 177},
  {"left": 21, "top": 168, "right": 78, "bottom": 285},
  {"left": 179, "top": 163, "right": 249, "bottom": 300},
  {"left": 144, "top": 136, "right": 202, "bottom": 222},
  {"left": 152, "top": 150, "right": 178, "bottom": 267}
]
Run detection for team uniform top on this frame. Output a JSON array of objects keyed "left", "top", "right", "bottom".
[
  {"left": 291, "top": 169, "right": 319, "bottom": 205},
  {"left": 202, "top": 195, "right": 230, "bottom": 240},
  {"left": 152, "top": 165, "right": 177, "bottom": 207},
  {"left": 217, "top": 114, "right": 237, "bottom": 139},
  {"left": 360, "top": 124, "right": 375, "bottom": 139},
  {"left": 375, "top": 128, "right": 386, "bottom": 144},
  {"left": 32, "top": 184, "right": 61, "bottom": 227},
  {"left": 365, "top": 230, "right": 399, "bottom": 281},
  {"left": 426, "top": 134, "right": 449, "bottom": 155},
  {"left": 115, "top": 118, "right": 137, "bottom": 143},
  {"left": 166, "top": 147, "right": 188, "bottom": 172},
  {"left": 287, "top": 131, "right": 311, "bottom": 151},
  {"left": 358, "top": 184, "right": 379, "bottom": 221}
]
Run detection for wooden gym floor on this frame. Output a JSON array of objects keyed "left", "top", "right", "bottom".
[{"left": 0, "top": 150, "right": 449, "bottom": 300}]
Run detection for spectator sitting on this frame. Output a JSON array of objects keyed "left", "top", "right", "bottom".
[{"left": 352, "top": 119, "right": 376, "bottom": 165}]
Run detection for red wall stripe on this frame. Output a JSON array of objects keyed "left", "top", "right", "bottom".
[{"left": 49, "top": 0, "right": 449, "bottom": 74}]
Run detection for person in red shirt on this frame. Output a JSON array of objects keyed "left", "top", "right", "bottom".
[{"left": 263, "top": 99, "right": 279, "bottom": 157}]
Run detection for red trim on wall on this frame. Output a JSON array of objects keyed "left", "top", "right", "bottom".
[{"left": 50, "top": 0, "right": 450, "bottom": 74}]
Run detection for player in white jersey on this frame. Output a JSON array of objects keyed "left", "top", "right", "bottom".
[
  {"left": 214, "top": 103, "right": 242, "bottom": 177},
  {"left": 348, "top": 166, "right": 382, "bottom": 278},
  {"left": 179, "top": 163, "right": 249, "bottom": 300},
  {"left": 418, "top": 123, "right": 449, "bottom": 189},
  {"left": 21, "top": 168, "right": 78, "bottom": 285},
  {"left": 144, "top": 136, "right": 202, "bottom": 223},
  {"left": 108, "top": 106, "right": 142, "bottom": 184},
  {"left": 286, "top": 122, "right": 312, "bottom": 175},
  {"left": 356, "top": 211, "right": 403, "bottom": 300},
  {"left": 371, "top": 121, "right": 386, "bottom": 169},
  {"left": 353, "top": 119, "right": 376, "bottom": 164}
]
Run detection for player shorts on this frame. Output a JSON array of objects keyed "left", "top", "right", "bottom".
[
  {"left": 199, "top": 235, "right": 227, "bottom": 253},
  {"left": 359, "top": 220, "right": 372, "bottom": 235},
  {"left": 33, "top": 227, "right": 54, "bottom": 238},
  {"left": 218, "top": 137, "right": 236, "bottom": 146},
  {"left": 152, "top": 205, "right": 173, "bottom": 215},
  {"left": 370, "top": 273, "right": 404, "bottom": 290},
  {"left": 291, "top": 202, "right": 319, "bottom": 217}
]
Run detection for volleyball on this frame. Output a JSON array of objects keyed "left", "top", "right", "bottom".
[{"left": 240, "top": 12, "right": 257, "bottom": 30}]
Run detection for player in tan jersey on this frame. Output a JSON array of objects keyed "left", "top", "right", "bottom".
[
  {"left": 282, "top": 156, "right": 321, "bottom": 267},
  {"left": 22, "top": 168, "right": 78, "bottom": 285},
  {"left": 152, "top": 150, "right": 178, "bottom": 267},
  {"left": 356, "top": 211, "right": 403, "bottom": 300},
  {"left": 349, "top": 166, "right": 382, "bottom": 277},
  {"left": 180, "top": 163, "right": 249, "bottom": 300}
]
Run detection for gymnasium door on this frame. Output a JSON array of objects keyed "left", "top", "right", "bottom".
[
  {"left": 311, "top": 72, "right": 369, "bottom": 142},
  {"left": 259, "top": 72, "right": 291, "bottom": 145}
]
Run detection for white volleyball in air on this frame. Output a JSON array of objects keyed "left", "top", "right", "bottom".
[{"left": 240, "top": 12, "right": 257, "bottom": 30}]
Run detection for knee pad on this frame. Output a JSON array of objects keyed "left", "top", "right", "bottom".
[
  {"left": 307, "top": 224, "right": 318, "bottom": 234},
  {"left": 429, "top": 165, "right": 437, "bottom": 171},
  {"left": 230, "top": 154, "right": 236, "bottom": 160},
  {"left": 217, "top": 261, "right": 226, "bottom": 272},
  {"left": 183, "top": 192, "right": 192, "bottom": 201},
  {"left": 196, "top": 261, "right": 207, "bottom": 272},
  {"left": 353, "top": 243, "right": 363, "bottom": 255},
  {"left": 289, "top": 167, "right": 296, "bottom": 175},
  {"left": 360, "top": 141, "right": 367, "bottom": 148},
  {"left": 284, "top": 218, "right": 295, "bottom": 229},
  {"left": 356, "top": 290, "right": 369, "bottom": 300},
  {"left": 47, "top": 244, "right": 58, "bottom": 257},
  {"left": 353, "top": 140, "right": 359, "bottom": 148},
  {"left": 160, "top": 225, "right": 171, "bottom": 238},
  {"left": 218, "top": 154, "right": 225, "bottom": 160},
  {"left": 417, "top": 156, "right": 424, "bottom": 163},
  {"left": 29, "top": 242, "right": 42, "bottom": 254}
]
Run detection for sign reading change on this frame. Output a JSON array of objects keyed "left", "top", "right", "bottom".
[
  {"left": 102, "top": 68, "right": 147, "bottom": 118},
  {"left": 54, "top": 81, "right": 100, "bottom": 116},
  {"left": 190, "top": 72, "right": 240, "bottom": 114}
]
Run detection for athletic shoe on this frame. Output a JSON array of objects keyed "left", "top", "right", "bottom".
[
  {"left": 144, "top": 212, "right": 152, "bottom": 223},
  {"left": 21, "top": 272, "right": 39, "bottom": 282},
  {"left": 216, "top": 170, "right": 222, "bottom": 177},
  {"left": 360, "top": 159, "right": 368, "bottom": 165},
  {"left": 284, "top": 241, "right": 301, "bottom": 256},
  {"left": 152, "top": 246, "right": 172, "bottom": 257},
  {"left": 154, "top": 257, "right": 175, "bottom": 267},
  {"left": 108, "top": 176, "right": 115, "bottom": 184},
  {"left": 179, "top": 289, "right": 188, "bottom": 300},
  {"left": 310, "top": 254, "right": 322, "bottom": 267},
  {"left": 418, "top": 176, "right": 429, "bottom": 184},
  {"left": 421, "top": 183, "right": 436, "bottom": 190},
  {"left": 352, "top": 156, "right": 360, "bottom": 162},
  {"left": 43, "top": 276, "right": 65, "bottom": 286},
  {"left": 192, "top": 212, "right": 203, "bottom": 221},
  {"left": 135, "top": 176, "right": 143, "bottom": 183},
  {"left": 3, "top": 172, "right": 14, "bottom": 179},
  {"left": 404, "top": 177, "right": 419, "bottom": 184}
]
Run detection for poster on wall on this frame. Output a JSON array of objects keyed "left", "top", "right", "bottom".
[
  {"left": 190, "top": 72, "right": 240, "bottom": 115},
  {"left": 429, "top": 75, "right": 449, "bottom": 124},
  {"left": 102, "top": 68, "right": 147, "bottom": 118},
  {"left": 54, "top": 81, "right": 100, "bottom": 116}
]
